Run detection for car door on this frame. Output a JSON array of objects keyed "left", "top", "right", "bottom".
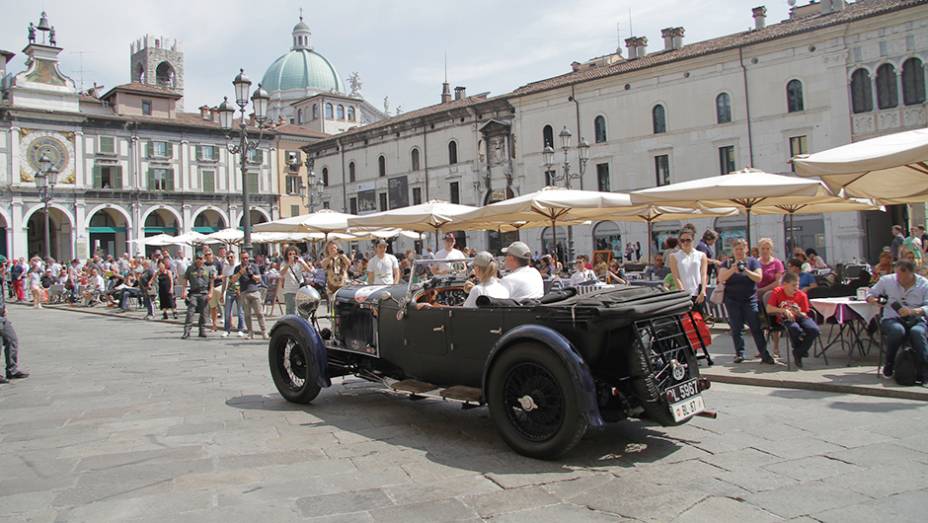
[
  {"left": 403, "top": 305, "right": 450, "bottom": 356},
  {"left": 447, "top": 307, "right": 505, "bottom": 385}
]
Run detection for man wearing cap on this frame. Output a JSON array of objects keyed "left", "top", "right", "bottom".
[
  {"left": 0, "top": 257, "right": 28, "bottom": 384},
  {"left": 368, "top": 241, "right": 400, "bottom": 285},
  {"left": 501, "top": 241, "right": 544, "bottom": 301},
  {"left": 182, "top": 253, "right": 215, "bottom": 339},
  {"left": 433, "top": 233, "right": 465, "bottom": 275}
]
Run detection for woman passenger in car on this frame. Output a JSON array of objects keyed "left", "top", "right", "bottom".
[{"left": 417, "top": 251, "right": 508, "bottom": 309}]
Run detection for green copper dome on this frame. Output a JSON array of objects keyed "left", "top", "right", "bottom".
[{"left": 261, "top": 48, "right": 345, "bottom": 94}]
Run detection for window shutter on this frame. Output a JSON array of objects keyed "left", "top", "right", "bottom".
[
  {"left": 113, "top": 166, "right": 123, "bottom": 189},
  {"left": 195, "top": 145, "right": 202, "bottom": 160},
  {"left": 99, "top": 136, "right": 115, "bottom": 154},
  {"left": 166, "top": 143, "right": 174, "bottom": 159},
  {"left": 166, "top": 169, "right": 175, "bottom": 191},
  {"left": 146, "top": 141, "right": 153, "bottom": 158},
  {"left": 147, "top": 169, "right": 154, "bottom": 190},
  {"left": 92, "top": 165, "right": 102, "bottom": 188}
]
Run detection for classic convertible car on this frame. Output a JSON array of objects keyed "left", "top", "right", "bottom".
[{"left": 268, "top": 258, "right": 711, "bottom": 459}]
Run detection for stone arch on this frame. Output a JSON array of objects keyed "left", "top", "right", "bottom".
[
  {"left": 23, "top": 203, "right": 75, "bottom": 260},
  {"left": 141, "top": 206, "right": 182, "bottom": 235},
  {"left": 238, "top": 208, "right": 270, "bottom": 226},
  {"left": 192, "top": 206, "right": 229, "bottom": 233},
  {"left": 155, "top": 61, "right": 176, "bottom": 87},
  {"left": 86, "top": 204, "right": 131, "bottom": 258},
  {"left": 84, "top": 203, "right": 131, "bottom": 231}
]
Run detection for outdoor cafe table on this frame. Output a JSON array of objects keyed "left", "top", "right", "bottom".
[{"left": 809, "top": 297, "right": 882, "bottom": 365}]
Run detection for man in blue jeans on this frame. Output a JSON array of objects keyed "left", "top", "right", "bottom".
[{"left": 867, "top": 260, "right": 928, "bottom": 385}]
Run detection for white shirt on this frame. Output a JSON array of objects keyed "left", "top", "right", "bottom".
[
  {"left": 463, "top": 277, "right": 510, "bottom": 307},
  {"left": 368, "top": 254, "right": 399, "bottom": 284},
  {"left": 433, "top": 248, "right": 465, "bottom": 274},
  {"left": 91, "top": 274, "right": 105, "bottom": 290},
  {"left": 569, "top": 269, "right": 597, "bottom": 286},
  {"left": 281, "top": 263, "right": 305, "bottom": 293},
  {"left": 672, "top": 249, "right": 705, "bottom": 296},
  {"left": 502, "top": 265, "right": 545, "bottom": 301}
]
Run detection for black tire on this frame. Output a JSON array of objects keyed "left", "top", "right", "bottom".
[
  {"left": 268, "top": 325, "right": 322, "bottom": 404},
  {"left": 487, "top": 342, "right": 588, "bottom": 460}
]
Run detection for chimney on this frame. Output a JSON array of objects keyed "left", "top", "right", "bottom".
[
  {"left": 199, "top": 105, "right": 210, "bottom": 120},
  {"left": 636, "top": 36, "right": 648, "bottom": 58},
  {"left": 454, "top": 86, "right": 466, "bottom": 100},
  {"left": 822, "top": 0, "right": 846, "bottom": 12},
  {"left": 661, "top": 28, "right": 674, "bottom": 51},
  {"left": 672, "top": 27, "right": 685, "bottom": 49},
  {"left": 625, "top": 37, "right": 639, "bottom": 60},
  {"left": 441, "top": 81, "right": 451, "bottom": 104},
  {"left": 752, "top": 6, "right": 767, "bottom": 30},
  {"left": 209, "top": 107, "right": 217, "bottom": 122}
]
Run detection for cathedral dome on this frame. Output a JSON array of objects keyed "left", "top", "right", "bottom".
[
  {"left": 261, "top": 48, "right": 344, "bottom": 93},
  {"left": 261, "top": 16, "right": 344, "bottom": 95}
]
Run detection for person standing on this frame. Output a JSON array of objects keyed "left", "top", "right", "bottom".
[
  {"left": 367, "top": 241, "right": 400, "bottom": 285},
  {"left": 28, "top": 265, "right": 43, "bottom": 309},
  {"left": 236, "top": 251, "right": 267, "bottom": 339},
  {"left": 890, "top": 225, "right": 905, "bottom": 260},
  {"left": 279, "top": 247, "right": 312, "bottom": 315},
  {"left": 203, "top": 248, "right": 224, "bottom": 333},
  {"left": 0, "top": 259, "right": 28, "bottom": 384},
  {"left": 669, "top": 230, "right": 708, "bottom": 314},
  {"left": 868, "top": 260, "right": 928, "bottom": 384},
  {"left": 157, "top": 260, "right": 177, "bottom": 320},
  {"left": 139, "top": 260, "right": 157, "bottom": 319},
  {"left": 10, "top": 258, "right": 25, "bottom": 302},
  {"left": 756, "top": 238, "right": 786, "bottom": 356},
  {"left": 221, "top": 251, "right": 245, "bottom": 338},
  {"left": 696, "top": 229, "right": 720, "bottom": 283},
  {"left": 182, "top": 253, "right": 214, "bottom": 339},
  {"left": 719, "top": 238, "right": 773, "bottom": 364}
]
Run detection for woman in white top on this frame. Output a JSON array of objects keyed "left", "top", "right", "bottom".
[
  {"left": 669, "top": 229, "right": 708, "bottom": 313},
  {"left": 29, "top": 266, "right": 43, "bottom": 309},
  {"left": 463, "top": 252, "right": 509, "bottom": 307},
  {"left": 278, "top": 246, "right": 312, "bottom": 315}
]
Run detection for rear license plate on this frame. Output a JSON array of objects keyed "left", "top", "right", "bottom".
[
  {"left": 665, "top": 378, "right": 699, "bottom": 404},
  {"left": 670, "top": 395, "right": 705, "bottom": 422}
]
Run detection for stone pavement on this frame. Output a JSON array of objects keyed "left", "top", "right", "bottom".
[{"left": 1, "top": 308, "right": 927, "bottom": 522}]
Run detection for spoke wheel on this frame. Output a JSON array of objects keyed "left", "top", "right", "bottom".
[
  {"left": 503, "top": 362, "right": 565, "bottom": 442},
  {"left": 268, "top": 325, "right": 321, "bottom": 404}
]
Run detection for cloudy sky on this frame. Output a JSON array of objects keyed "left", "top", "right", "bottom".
[{"left": 2, "top": 0, "right": 791, "bottom": 114}]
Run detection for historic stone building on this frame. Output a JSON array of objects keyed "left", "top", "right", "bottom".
[{"left": 307, "top": 0, "right": 928, "bottom": 263}]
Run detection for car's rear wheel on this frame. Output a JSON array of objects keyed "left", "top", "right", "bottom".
[
  {"left": 268, "top": 325, "right": 321, "bottom": 404},
  {"left": 488, "top": 342, "right": 588, "bottom": 459}
]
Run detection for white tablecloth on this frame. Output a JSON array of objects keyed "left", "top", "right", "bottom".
[{"left": 810, "top": 297, "right": 882, "bottom": 324}]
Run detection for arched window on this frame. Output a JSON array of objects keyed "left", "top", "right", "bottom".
[
  {"left": 297, "top": 108, "right": 303, "bottom": 123},
  {"left": 348, "top": 161, "right": 356, "bottom": 182},
  {"left": 312, "top": 104, "right": 319, "bottom": 119},
  {"left": 336, "top": 104, "right": 345, "bottom": 120},
  {"left": 715, "top": 93, "right": 732, "bottom": 123},
  {"left": 850, "top": 69, "right": 873, "bottom": 114},
  {"left": 448, "top": 140, "right": 458, "bottom": 165},
  {"left": 652, "top": 104, "right": 666, "bottom": 134},
  {"left": 786, "top": 80, "right": 804, "bottom": 112},
  {"left": 347, "top": 106, "right": 356, "bottom": 121},
  {"left": 321, "top": 167, "right": 329, "bottom": 187},
  {"left": 876, "top": 64, "right": 899, "bottom": 109},
  {"left": 902, "top": 57, "right": 926, "bottom": 106},
  {"left": 411, "top": 148, "right": 420, "bottom": 171},
  {"left": 542, "top": 125, "right": 554, "bottom": 148},
  {"left": 324, "top": 103, "right": 334, "bottom": 119},
  {"left": 593, "top": 116, "right": 607, "bottom": 143},
  {"left": 378, "top": 155, "right": 386, "bottom": 177}
]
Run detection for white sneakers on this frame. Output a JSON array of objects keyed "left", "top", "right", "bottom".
[
  {"left": 237, "top": 331, "right": 245, "bottom": 338},
  {"left": 221, "top": 332, "right": 229, "bottom": 338}
]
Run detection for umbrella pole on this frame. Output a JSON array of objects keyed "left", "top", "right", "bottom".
[
  {"left": 746, "top": 206, "right": 752, "bottom": 248},
  {"left": 647, "top": 219, "right": 653, "bottom": 265},
  {"left": 788, "top": 212, "right": 795, "bottom": 255},
  {"left": 551, "top": 218, "right": 557, "bottom": 264}
]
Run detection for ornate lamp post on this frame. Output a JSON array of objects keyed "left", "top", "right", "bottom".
[
  {"left": 218, "top": 69, "right": 270, "bottom": 255},
  {"left": 33, "top": 152, "right": 59, "bottom": 260},
  {"left": 542, "top": 126, "right": 591, "bottom": 262}
]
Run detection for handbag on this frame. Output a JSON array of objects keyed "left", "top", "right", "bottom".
[{"left": 709, "top": 282, "right": 725, "bottom": 305}]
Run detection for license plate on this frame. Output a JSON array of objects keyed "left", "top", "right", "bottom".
[
  {"left": 670, "top": 395, "right": 705, "bottom": 422},
  {"left": 665, "top": 378, "right": 699, "bottom": 404}
]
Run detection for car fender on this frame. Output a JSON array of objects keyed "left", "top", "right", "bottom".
[
  {"left": 270, "top": 315, "right": 331, "bottom": 388},
  {"left": 482, "top": 324, "right": 604, "bottom": 430}
]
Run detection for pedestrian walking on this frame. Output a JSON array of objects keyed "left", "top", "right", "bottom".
[
  {"left": 182, "top": 253, "right": 215, "bottom": 339},
  {"left": 236, "top": 251, "right": 267, "bottom": 339},
  {"left": 0, "top": 258, "right": 28, "bottom": 384}
]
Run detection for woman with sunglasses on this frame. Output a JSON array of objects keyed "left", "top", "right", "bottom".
[
  {"left": 719, "top": 238, "right": 774, "bottom": 364},
  {"left": 669, "top": 229, "right": 708, "bottom": 314}
]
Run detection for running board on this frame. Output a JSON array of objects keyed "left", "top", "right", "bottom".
[{"left": 387, "top": 379, "right": 483, "bottom": 407}]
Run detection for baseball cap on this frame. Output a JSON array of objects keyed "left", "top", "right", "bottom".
[
  {"left": 376, "top": 239, "right": 388, "bottom": 246},
  {"left": 502, "top": 241, "right": 531, "bottom": 260},
  {"left": 473, "top": 251, "right": 494, "bottom": 268}
]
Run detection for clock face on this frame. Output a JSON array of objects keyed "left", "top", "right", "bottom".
[{"left": 20, "top": 130, "right": 74, "bottom": 183}]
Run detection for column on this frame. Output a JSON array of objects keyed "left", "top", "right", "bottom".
[
  {"left": 74, "top": 131, "right": 85, "bottom": 187},
  {"left": 11, "top": 200, "right": 25, "bottom": 259}
]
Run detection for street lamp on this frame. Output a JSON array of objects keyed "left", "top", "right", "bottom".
[
  {"left": 219, "top": 69, "right": 270, "bottom": 254},
  {"left": 33, "top": 152, "right": 59, "bottom": 260},
  {"left": 542, "top": 126, "right": 592, "bottom": 262}
]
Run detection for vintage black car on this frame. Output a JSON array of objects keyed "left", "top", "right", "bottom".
[{"left": 268, "top": 259, "right": 711, "bottom": 459}]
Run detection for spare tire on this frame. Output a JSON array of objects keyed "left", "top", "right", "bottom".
[{"left": 628, "top": 326, "right": 699, "bottom": 426}]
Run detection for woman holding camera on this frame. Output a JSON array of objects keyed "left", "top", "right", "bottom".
[
  {"left": 278, "top": 247, "right": 312, "bottom": 316},
  {"left": 719, "top": 238, "right": 774, "bottom": 364}
]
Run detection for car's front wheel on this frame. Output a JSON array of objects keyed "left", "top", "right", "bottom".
[
  {"left": 268, "top": 325, "right": 321, "bottom": 404},
  {"left": 487, "top": 342, "right": 588, "bottom": 459}
]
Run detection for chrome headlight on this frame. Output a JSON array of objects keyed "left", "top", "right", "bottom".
[{"left": 295, "top": 286, "right": 321, "bottom": 319}]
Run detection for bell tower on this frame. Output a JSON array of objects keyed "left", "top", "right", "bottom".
[{"left": 129, "top": 34, "right": 184, "bottom": 109}]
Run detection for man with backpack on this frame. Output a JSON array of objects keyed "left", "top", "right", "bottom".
[{"left": 867, "top": 260, "right": 928, "bottom": 386}]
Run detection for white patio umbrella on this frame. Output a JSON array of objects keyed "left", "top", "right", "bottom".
[
  {"left": 346, "top": 200, "right": 479, "bottom": 248},
  {"left": 605, "top": 205, "right": 740, "bottom": 262},
  {"left": 254, "top": 209, "right": 355, "bottom": 236},
  {"left": 792, "top": 128, "right": 928, "bottom": 204},
  {"left": 136, "top": 233, "right": 175, "bottom": 247},
  {"left": 630, "top": 169, "right": 825, "bottom": 246},
  {"left": 206, "top": 228, "right": 244, "bottom": 245},
  {"left": 451, "top": 187, "right": 634, "bottom": 259},
  {"left": 169, "top": 231, "right": 208, "bottom": 245}
]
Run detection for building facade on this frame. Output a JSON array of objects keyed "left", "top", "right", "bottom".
[{"left": 307, "top": 0, "right": 928, "bottom": 263}]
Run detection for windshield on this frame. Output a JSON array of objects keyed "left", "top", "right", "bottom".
[{"left": 408, "top": 257, "right": 472, "bottom": 288}]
